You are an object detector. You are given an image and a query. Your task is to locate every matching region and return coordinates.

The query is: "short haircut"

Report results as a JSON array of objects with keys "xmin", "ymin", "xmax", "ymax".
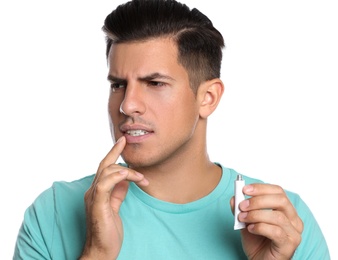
[{"xmin": 103, "ymin": 0, "xmax": 225, "ymax": 93}]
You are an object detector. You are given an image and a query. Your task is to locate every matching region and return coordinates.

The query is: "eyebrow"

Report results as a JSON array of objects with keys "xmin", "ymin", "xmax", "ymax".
[
  {"xmin": 107, "ymin": 72, "xmax": 175, "ymax": 83},
  {"xmin": 107, "ymin": 75, "xmax": 126, "ymax": 83},
  {"xmin": 139, "ymin": 72, "xmax": 175, "ymax": 82}
]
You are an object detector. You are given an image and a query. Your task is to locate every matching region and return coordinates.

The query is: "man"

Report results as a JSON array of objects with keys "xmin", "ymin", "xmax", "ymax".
[{"xmin": 14, "ymin": 0, "xmax": 330, "ymax": 259}]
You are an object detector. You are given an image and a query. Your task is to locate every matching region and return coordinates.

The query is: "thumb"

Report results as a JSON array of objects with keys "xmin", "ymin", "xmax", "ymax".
[
  {"xmin": 230, "ymin": 196, "xmax": 235, "ymax": 215},
  {"xmin": 111, "ymin": 180, "xmax": 130, "ymax": 212}
]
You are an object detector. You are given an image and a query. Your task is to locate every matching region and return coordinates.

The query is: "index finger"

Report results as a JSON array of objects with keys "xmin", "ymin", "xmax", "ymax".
[
  {"xmin": 243, "ymin": 183, "xmax": 285, "ymax": 196},
  {"xmin": 97, "ymin": 136, "xmax": 126, "ymax": 173}
]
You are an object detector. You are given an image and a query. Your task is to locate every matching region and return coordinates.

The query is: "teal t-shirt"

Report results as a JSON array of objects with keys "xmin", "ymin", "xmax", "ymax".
[{"xmin": 13, "ymin": 164, "xmax": 330, "ymax": 259}]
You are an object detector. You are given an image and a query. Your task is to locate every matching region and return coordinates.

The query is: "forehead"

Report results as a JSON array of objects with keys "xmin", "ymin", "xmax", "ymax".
[{"xmin": 107, "ymin": 37, "xmax": 184, "ymax": 77}]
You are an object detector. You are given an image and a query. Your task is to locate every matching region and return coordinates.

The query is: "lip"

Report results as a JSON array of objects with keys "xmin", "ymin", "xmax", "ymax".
[
  {"xmin": 120, "ymin": 124, "xmax": 154, "ymax": 143},
  {"xmin": 120, "ymin": 124, "xmax": 153, "ymax": 133}
]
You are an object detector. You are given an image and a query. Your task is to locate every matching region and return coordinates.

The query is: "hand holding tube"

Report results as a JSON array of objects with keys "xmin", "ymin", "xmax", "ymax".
[{"xmin": 230, "ymin": 182, "xmax": 303, "ymax": 259}]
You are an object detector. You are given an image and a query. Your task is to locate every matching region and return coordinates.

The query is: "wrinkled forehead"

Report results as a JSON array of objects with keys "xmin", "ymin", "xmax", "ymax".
[{"xmin": 107, "ymin": 38, "xmax": 186, "ymax": 80}]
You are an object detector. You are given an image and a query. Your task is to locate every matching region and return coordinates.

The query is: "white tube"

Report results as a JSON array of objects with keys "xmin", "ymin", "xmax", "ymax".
[{"xmin": 234, "ymin": 174, "xmax": 246, "ymax": 230}]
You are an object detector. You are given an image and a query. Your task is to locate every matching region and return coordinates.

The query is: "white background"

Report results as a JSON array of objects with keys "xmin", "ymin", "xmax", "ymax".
[{"xmin": 1, "ymin": 0, "xmax": 337, "ymax": 259}]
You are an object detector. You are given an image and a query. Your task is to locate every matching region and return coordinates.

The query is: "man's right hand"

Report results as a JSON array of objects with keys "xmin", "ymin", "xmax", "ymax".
[{"xmin": 80, "ymin": 136, "xmax": 149, "ymax": 259}]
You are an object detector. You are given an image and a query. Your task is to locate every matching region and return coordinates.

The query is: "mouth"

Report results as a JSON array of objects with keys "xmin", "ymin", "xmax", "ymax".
[
  {"xmin": 126, "ymin": 129, "xmax": 149, "ymax": 136},
  {"xmin": 120, "ymin": 123, "xmax": 154, "ymax": 142}
]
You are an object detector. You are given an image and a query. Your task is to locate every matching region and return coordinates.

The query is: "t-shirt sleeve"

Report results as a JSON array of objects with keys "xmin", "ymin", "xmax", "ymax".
[
  {"xmin": 287, "ymin": 191, "xmax": 331, "ymax": 259},
  {"xmin": 13, "ymin": 188, "xmax": 55, "ymax": 260}
]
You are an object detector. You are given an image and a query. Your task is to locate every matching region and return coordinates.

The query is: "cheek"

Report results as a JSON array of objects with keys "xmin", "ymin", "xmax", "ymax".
[
  {"xmin": 157, "ymin": 99, "xmax": 198, "ymax": 130},
  {"xmin": 108, "ymin": 94, "xmax": 123, "ymax": 117},
  {"xmin": 108, "ymin": 96, "xmax": 124, "ymax": 135}
]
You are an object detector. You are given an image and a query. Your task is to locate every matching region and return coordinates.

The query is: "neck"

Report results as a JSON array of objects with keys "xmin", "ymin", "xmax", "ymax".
[{"xmin": 134, "ymin": 154, "xmax": 222, "ymax": 204}]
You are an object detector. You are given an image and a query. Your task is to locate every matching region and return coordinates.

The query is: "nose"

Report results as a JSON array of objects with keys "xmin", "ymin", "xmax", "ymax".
[{"xmin": 119, "ymin": 83, "xmax": 146, "ymax": 116}]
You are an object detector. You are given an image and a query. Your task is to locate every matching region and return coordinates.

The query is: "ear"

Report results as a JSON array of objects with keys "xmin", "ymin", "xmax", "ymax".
[{"xmin": 198, "ymin": 78, "xmax": 224, "ymax": 119}]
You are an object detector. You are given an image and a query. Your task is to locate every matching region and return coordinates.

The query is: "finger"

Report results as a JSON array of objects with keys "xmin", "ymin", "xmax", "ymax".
[
  {"xmin": 229, "ymin": 196, "xmax": 235, "ymax": 214},
  {"xmin": 98, "ymin": 136, "xmax": 126, "ymax": 173},
  {"xmin": 240, "ymin": 191, "xmax": 303, "ymax": 233},
  {"xmin": 246, "ymin": 220, "xmax": 301, "ymax": 258},
  {"xmin": 241, "ymin": 184, "xmax": 296, "ymax": 219},
  {"xmin": 243, "ymin": 183, "xmax": 285, "ymax": 196},
  {"xmin": 239, "ymin": 209, "xmax": 302, "ymax": 244},
  {"xmin": 93, "ymin": 169, "xmax": 148, "ymax": 205},
  {"xmin": 92, "ymin": 136, "xmax": 126, "ymax": 186},
  {"xmin": 110, "ymin": 180, "xmax": 129, "ymax": 212},
  {"xmin": 100, "ymin": 168, "xmax": 149, "ymax": 189},
  {"xmin": 243, "ymin": 209, "xmax": 302, "ymax": 254},
  {"xmin": 239, "ymin": 208, "xmax": 291, "ymax": 228},
  {"xmin": 240, "ymin": 194, "xmax": 293, "ymax": 211}
]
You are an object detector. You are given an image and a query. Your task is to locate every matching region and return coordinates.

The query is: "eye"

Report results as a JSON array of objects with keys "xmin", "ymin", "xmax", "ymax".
[
  {"xmin": 110, "ymin": 82, "xmax": 126, "ymax": 92},
  {"xmin": 147, "ymin": 81, "xmax": 166, "ymax": 87}
]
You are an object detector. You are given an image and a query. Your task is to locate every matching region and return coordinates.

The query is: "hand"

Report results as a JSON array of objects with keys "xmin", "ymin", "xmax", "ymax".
[
  {"xmin": 80, "ymin": 136, "xmax": 149, "ymax": 259},
  {"xmin": 231, "ymin": 183, "xmax": 303, "ymax": 260}
]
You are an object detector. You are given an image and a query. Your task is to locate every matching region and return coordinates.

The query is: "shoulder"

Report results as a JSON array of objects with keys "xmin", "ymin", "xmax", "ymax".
[
  {"xmin": 51, "ymin": 174, "xmax": 95, "ymax": 197},
  {"xmin": 15, "ymin": 175, "xmax": 95, "ymax": 259},
  {"xmin": 29, "ymin": 174, "xmax": 95, "ymax": 217},
  {"xmin": 27, "ymin": 174, "xmax": 94, "ymax": 238},
  {"xmin": 217, "ymin": 163, "xmax": 265, "ymax": 185}
]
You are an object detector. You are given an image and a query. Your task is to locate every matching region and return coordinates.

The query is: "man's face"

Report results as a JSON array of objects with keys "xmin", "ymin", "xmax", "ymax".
[{"xmin": 107, "ymin": 38, "xmax": 201, "ymax": 169}]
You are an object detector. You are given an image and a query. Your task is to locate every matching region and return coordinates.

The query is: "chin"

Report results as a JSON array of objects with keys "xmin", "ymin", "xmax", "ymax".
[
  {"xmin": 122, "ymin": 154, "xmax": 158, "ymax": 169},
  {"xmin": 123, "ymin": 160, "xmax": 148, "ymax": 169}
]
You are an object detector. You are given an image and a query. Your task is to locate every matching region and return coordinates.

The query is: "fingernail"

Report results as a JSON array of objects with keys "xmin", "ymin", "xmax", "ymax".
[
  {"xmin": 239, "ymin": 212, "xmax": 248, "ymax": 220},
  {"xmin": 135, "ymin": 171, "xmax": 144, "ymax": 178},
  {"xmin": 115, "ymin": 136, "xmax": 124, "ymax": 144},
  {"xmin": 244, "ymin": 185, "xmax": 254, "ymax": 193},
  {"xmin": 240, "ymin": 199, "xmax": 250, "ymax": 210},
  {"xmin": 119, "ymin": 169, "xmax": 128, "ymax": 175},
  {"xmin": 247, "ymin": 224, "xmax": 255, "ymax": 231},
  {"xmin": 140, "ymin": 178, "xmax": 149, "ymax": 186}
]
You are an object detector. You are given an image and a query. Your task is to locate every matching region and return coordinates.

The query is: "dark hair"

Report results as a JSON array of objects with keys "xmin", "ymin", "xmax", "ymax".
[{"xmin": 103, "ymin": 0, "xmax": 225, "ymax": 92}]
